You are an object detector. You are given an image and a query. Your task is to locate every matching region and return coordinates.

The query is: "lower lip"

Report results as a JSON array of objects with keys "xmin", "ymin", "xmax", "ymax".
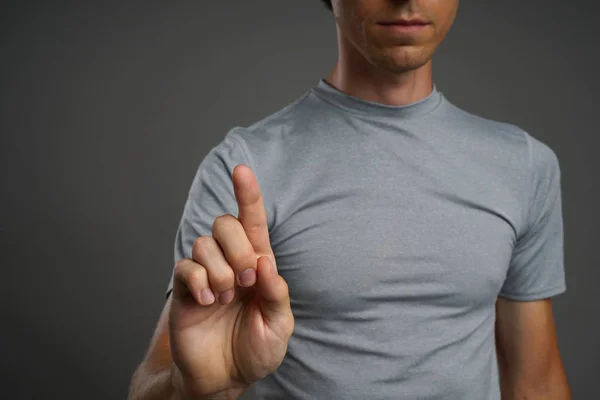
[{"xmin": 378, "ymin": 23, "xmax": 430, "ymax": 33}]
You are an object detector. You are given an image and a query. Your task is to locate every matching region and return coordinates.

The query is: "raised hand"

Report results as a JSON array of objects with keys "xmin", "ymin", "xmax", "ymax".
[{"xmin": 168, "ymin": 164, "xmax": 294, "ymax": 399}]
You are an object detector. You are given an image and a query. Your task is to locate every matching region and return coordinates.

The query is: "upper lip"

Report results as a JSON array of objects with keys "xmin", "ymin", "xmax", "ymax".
[{"xmin": 379, "ymin": 18, "xmax": 430, "ymax": 25}]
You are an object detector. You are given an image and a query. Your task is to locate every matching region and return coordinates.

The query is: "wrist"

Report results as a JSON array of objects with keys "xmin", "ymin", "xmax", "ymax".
[
  {"xmin": 169, "ymin": 364, "xmax": 189, "ymax": 400},
  {"xmin": 169, "ymin": 364, "xmax": 245, "ymax": 400}
]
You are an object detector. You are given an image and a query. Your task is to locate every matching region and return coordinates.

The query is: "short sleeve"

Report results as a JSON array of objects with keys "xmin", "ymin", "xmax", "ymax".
[
  {"xmin": 499, "ymin": 134, "xmax": 566, "ymax": 301},
  {"xmin": 165, "ymin": 131, "xmax": 251, "ymax": 298}
]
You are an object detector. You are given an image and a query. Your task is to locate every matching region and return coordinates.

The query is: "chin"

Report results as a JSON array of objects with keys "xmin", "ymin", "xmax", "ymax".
[{"xmin": 369, "ymin": 46, "xmax": 432, "ymax": 73}]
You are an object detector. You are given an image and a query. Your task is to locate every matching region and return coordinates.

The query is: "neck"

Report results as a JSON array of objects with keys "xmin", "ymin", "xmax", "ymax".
[{"xmin": 326, "ymin": 30, "xmax": 434, "ymax": 107}]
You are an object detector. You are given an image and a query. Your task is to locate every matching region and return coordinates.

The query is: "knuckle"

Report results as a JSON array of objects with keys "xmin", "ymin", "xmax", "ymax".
[
  {"xmin": 228, "ymin": 250, "xmax": 255, "ymax": 269},
  {"xmin": 211, "ymin": 268, "xmax": 235, "ymax": 288},
  {"xmin": 186, "ymin": 267, "xmax": 206, "ymax": 287},
  {"xmin": 280, "ymin": 278, "xmax": 289, "ymax": 293},
  {"xmin": 173, "ymin": 259, "xmax": 184, "ymax": 271},
  {"xmin": 212, "ymin": 214, "xmax": 238, "ymax": 232},
  {"xmin": 173, "ymin": 259, "xmax": 190, "ymax": 277},
  {"xmin": 192, "ymin": 236, "xmax": 215, "ymax": 259},
  {"xmin": 193, "ymin": 235, "xmax": 210, "ymax": 250}
]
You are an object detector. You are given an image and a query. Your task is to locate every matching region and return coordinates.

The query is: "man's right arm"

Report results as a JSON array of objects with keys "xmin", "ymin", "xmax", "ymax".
[
  {"xmin": 130, "ymin": 164, "xmax": 293, "ymax": 400},
  {"xmin": 127, "ymin": 294, "xmax": 247, "ymax": 400}
]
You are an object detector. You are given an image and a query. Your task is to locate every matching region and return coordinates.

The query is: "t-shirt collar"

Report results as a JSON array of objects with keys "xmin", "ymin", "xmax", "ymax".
[{"xmin": 311, "ymin": 78, "xmax": 442, "ymax": 119}]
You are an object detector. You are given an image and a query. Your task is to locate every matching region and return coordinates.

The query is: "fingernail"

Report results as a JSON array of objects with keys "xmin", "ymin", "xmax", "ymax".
[
  {"xmin": 218, "ymin": 289, "xmax": 235, "ymax": 305},
  {"xmin": 200, "ymin": 288, "xmax": 215, "ymax": 305},
  {"xmin": 239, "ymin": 268, "xmax": 256, "ymax": 287}
]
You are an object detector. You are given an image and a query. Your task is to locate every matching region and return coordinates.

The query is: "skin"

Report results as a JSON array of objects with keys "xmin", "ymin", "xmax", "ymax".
[
  {"xmin": 327, "ymin": 0, "xmax": 458, "ymax": 105},
  {"xmin": 496, "ymin": 297, "xmax": 571, "ymax": 399},
  {"xmin": 128, "ymin": 1, "xmax": 571, "ymax": 399},
  {"xmin": 129, "ymin": 165, "xmax": 294, "ymax": 400}
]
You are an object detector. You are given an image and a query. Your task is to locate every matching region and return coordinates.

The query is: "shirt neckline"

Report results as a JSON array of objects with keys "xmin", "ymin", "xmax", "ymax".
[{"xmin": 310, "ymin": 78, "xmax": 443, "ymax": 119}]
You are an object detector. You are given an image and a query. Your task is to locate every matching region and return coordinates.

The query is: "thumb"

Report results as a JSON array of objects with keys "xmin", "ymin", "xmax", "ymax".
[{"xmin": 255, "ymin": 256, "xmax": 291, "ymax": 320}]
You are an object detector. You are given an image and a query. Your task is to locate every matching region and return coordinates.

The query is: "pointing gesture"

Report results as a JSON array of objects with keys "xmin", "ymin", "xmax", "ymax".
[
  {"xmin": 233, "ymin": 165, "xmax": 275, "ymax": 264},
  {"xmin": 169, "ymin": 164, "xmax": 294, "ymax": 399}
]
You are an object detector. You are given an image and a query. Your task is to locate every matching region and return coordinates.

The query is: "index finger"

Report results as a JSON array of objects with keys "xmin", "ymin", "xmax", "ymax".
[{"xmin": 232, "ymin": 164, "xmax": 273, "ymax": 257}]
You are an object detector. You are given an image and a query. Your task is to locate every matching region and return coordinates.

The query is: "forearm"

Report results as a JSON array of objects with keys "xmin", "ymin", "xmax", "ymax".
[
  {"xmin": 128, "ymin": 362, "xmax": 177, "ymax": 400},
  {"xmin": 500, "ymin": 383, "xmax": 571, "ymax": 400},
  {"xmin": 498, "ymin": 360, "xmax": 572, "ymax": 399},
  {"xmin": 128, "ymin": 362, "xmax": 245, "ymax": 400}
]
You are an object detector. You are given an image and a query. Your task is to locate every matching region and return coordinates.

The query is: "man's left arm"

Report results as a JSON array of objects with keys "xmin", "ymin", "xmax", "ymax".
[{"xmin": 495, "ymin": 297, "xmax": 571, "ymax": 399}]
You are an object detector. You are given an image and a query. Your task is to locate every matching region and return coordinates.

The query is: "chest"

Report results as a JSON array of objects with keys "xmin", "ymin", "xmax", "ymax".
[{"xmin": 268, "ymin": 148, "xmax": 518, "ymax": 317}]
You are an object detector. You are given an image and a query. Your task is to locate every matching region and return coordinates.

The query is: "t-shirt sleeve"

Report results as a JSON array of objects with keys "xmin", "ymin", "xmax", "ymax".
[
  {"xmin": 165, "ymin": 131, "xmax": 250, "ymax": 298},
  {"xmin": 499, "ymin": 133, "xmax": 567, "ymax": 301}
]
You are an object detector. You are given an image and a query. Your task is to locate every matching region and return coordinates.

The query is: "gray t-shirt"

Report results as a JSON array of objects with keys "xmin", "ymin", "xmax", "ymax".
[{"xmin": 167, "ymin": 80, "xmax": 566, "ymax": 399}]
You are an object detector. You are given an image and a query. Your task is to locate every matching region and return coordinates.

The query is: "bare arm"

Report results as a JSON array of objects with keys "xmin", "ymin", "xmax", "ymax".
[
  {"xmin": 495, "ymin": 297, "xmax": 571, "ymax": 399},
  {"xmin": 127, "ymin": 294, "xmax": 246, "ymax": 400}
]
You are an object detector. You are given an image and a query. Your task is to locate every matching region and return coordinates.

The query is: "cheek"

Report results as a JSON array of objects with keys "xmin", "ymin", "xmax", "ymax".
[
  {"xmin": 340, "ymin": 1, "xmax": 380, "ymax": 29},
  {"xmin": 433, "ymin": 2, "xmax": 458, "ymax": 35},
  {"xmin": 338, "ymin": 13, "xmax": 374, "ymax": 48}
]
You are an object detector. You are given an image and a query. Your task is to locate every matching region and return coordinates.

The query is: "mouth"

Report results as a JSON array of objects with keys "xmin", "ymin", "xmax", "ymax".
[
  {"xmin": 378, "ymin": 18, "xmax": 431, "ymax": 27},
  {"xmin": 377, "ymin": 18, "xmax": 431, "ymax": 34}
]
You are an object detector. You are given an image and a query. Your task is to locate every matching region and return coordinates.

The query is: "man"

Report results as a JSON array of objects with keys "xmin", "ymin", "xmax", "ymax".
[{"xmin": 129, "ymin": 1, "xmax": 571, "ymax": 399}]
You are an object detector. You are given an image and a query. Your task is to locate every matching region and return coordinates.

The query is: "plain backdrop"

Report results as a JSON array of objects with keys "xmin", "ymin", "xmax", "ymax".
[{"xmin": 2, "ymin": 1, "xmax": 599, "ymax": 398}]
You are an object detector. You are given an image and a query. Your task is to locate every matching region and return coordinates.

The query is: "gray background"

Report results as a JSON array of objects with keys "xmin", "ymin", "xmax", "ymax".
[{"xmin": 2, "ymin": 1, "xmax": 598, "ymax": 398}]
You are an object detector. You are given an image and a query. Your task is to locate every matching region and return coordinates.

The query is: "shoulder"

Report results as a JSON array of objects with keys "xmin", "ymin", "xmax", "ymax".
[
  {"xmin": 222, "ymin": 87, "xmax": 326, "ymax": 169},
  {"xmin": 436, "ymin": 97, "xmax": 530, "ymax": 144},
  {"xmin": 215, "ymin": 88, "xmax": 318, "ymax": 216},
  {"xmin": 437, "ymin": 95, "xmax": 559, "ymax": 171},
  {"xmin": 227, "ymin": 89, "xmax": 314, "ymax": 143}
]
